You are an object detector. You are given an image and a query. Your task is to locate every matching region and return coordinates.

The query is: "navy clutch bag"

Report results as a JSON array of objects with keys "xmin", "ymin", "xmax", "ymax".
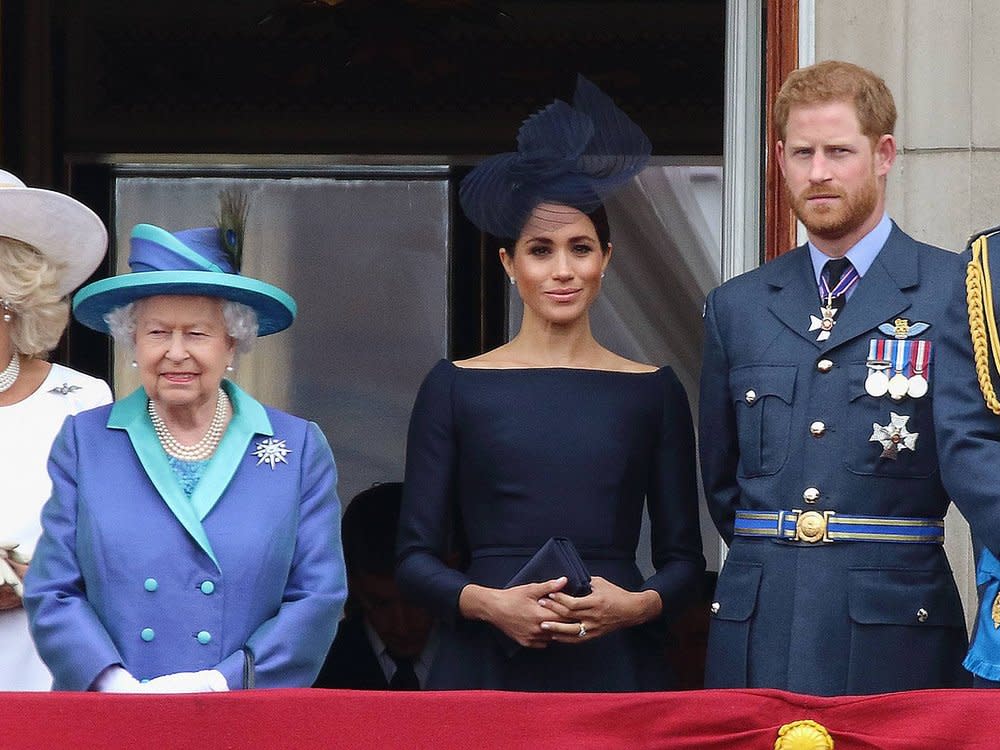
[{"xmin": 505, "ymin": 537, "xmax": 592, "ymax": 596}]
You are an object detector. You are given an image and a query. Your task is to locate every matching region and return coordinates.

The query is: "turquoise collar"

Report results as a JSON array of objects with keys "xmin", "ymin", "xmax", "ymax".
[{"xmin": 108, "ymin": 380, "xmax": 273, "ymax": 569}]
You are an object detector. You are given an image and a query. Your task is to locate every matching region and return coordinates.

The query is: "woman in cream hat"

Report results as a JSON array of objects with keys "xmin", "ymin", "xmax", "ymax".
[
  {"xmin": 0, "ymin": 169, "xmax": 112, "ymax": 690},
  {"xmin": 24, "ymin": 204, "xmax": 346, "ymax": 692}
]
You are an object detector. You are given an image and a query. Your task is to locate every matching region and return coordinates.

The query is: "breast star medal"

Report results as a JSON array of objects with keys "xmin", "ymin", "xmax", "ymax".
[
  {"xmin": 870, "ymin": 412, "xmax": 918, "ymax": 460},
  {"xmin": 252, "ymin": 438, "xmax": 292, "ymax": 469},
  {"xmin": 992, "ymin": 592, "xmax": 1000, "ymax": 630}
]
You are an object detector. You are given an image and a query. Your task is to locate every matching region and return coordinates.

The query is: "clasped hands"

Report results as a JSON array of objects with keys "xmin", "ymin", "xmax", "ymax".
[{"xmin": 480, "ymin": 576, "xmax": 660, "ymax": 649}]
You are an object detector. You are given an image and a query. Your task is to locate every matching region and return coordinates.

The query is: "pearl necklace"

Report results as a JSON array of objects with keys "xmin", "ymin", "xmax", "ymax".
[
  {"xmin": 0, "ymin": 352, "xmax": 20, "ymax": 393},
  {"xmin": 148, "ymin": 387, "xmax": 230, "ymax": 461}
]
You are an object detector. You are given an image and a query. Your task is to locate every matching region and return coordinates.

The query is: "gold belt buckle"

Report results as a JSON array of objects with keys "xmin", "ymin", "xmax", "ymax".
[{"xmin": 793, "ymin": 509, "xmax": 834, "ymax": 543}]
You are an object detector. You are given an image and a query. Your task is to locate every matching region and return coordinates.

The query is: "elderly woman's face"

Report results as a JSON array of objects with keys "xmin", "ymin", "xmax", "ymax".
[{"xmin": 134, "ymin": 295, "xmax": 234, "ymax": 411}]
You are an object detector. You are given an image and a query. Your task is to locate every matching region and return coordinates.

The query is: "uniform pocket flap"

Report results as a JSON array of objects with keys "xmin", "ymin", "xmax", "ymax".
[
  {"xmin": 712, "ymin": 561, "xmax": 763, "ymax": 622},
  {"xmin": 848, "ymin": 568, "xmax": 965, "ymax": 627},
  {"xmin": 729, "ymin": 365, "xmax": 797, "ymax": 406}
]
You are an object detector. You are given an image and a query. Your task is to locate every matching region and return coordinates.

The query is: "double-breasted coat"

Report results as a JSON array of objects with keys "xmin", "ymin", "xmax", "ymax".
[
  {"xmin": 699, "ymin": 224, "xmax": 973, "ymax": 695},
  {"xmin": 23, "ymin": 381, "xmax": 347, "ymax": 690}
]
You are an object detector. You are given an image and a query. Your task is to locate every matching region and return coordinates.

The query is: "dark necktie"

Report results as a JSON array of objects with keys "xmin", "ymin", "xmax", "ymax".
[
  {"xmin": 821, "ymin": 257, "xmax": 854, "ymax": 311},
  {"xmin": 389, "ymin": 656, "xmax": 419, "ymax": 690}
]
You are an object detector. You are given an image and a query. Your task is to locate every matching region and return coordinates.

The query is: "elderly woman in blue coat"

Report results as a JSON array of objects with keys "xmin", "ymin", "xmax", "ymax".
[{"xmin": 23, "ymin": 210, "xmax": 347, "ymax": 692}]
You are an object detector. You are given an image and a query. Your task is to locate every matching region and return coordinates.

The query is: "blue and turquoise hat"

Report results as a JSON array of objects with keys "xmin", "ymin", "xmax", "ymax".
[{"xmin": 73, "ymin": 222, "xmax": 296, "ymax": 336}]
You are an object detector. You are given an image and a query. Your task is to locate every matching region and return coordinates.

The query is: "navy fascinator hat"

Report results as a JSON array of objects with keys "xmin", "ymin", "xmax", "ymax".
[{"xmin": 459, "ymin": 75, "xmax": 652, "ymax": 240}]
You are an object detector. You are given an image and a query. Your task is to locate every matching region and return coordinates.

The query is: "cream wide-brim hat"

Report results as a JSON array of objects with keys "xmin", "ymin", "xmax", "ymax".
[{"xmin": 0, "ymin": 170, "xmax": 108, "ymax": 296}]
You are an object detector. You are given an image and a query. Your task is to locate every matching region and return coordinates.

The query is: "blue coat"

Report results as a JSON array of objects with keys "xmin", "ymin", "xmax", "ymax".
[
  {"xmin": 935, "ymin": 233, "xmax": 1000, "ymax": 681},
  {"xmin": 23, "ymin": 381, "xmax": 347, "ymax": 690},
  {"xmin": 699, "ymin": 224, "xmax": 970, "ymax": 695}
]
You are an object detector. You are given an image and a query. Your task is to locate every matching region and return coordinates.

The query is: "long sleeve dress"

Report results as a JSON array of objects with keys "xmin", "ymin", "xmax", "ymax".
[
  {"xmin": 397, "ymin": 360, "xmax": 705, "ymax": 691},
  {"xmin": 0, "ymin": 363, "xmax": 111, "ymax": 690}
]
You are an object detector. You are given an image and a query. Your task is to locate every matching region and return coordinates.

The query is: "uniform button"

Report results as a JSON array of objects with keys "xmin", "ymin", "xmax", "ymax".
[
  {"xmin": 144, "ymin": 578, "xmax": 158, "ymax": 592},
  {"xmin": 141, "ymin": 628, "xmax": 155, "ymax": 642},
  {"xmin": 817, "ymin": 359, "xmax": 834, "ymax": 373},
  {"xmin": 810, "ymin": 421, "xmax": 826, "ymax": 437},
  {"xmin": 744, "ymin": 390, "xmax": 757, "ymax": 405},
  {"xmin": 197, "ymin": 630, "xmax": 212, "ymax": 645},
  {"xmin": 710, "ymin": 602, "xmax": 720, "ymax": 615},
  {"xmin": 917, "ymin": 608, "xmax": 929, "ymax": 623},
  {"xmin": 200, "ymin": 581, "xmax": 215, "ymax": 595},
  {"xmin": 802, "ymin": 487, "xmax": 820, "ymax": 503}
]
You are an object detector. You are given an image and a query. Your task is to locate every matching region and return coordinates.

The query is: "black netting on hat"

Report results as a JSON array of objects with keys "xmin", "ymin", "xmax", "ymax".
[{"xmin": 459, "ymin": 75, "xmax": 652, "ymax": 240}]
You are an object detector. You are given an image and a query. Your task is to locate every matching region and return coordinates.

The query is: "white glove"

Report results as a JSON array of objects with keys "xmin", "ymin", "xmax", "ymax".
[
  {"xmin": 140, "ymin": 669, "xmax": 229, "ymax": 693},
  {"xmin": 93, "ymin": 665, "xmax": 144, "ymax": 693}
]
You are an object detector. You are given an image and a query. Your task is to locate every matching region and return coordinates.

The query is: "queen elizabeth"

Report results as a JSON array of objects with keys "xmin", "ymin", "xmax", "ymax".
[{"xmin": 23, "ymin": 207, "xmax": 347, "ymax": 692}]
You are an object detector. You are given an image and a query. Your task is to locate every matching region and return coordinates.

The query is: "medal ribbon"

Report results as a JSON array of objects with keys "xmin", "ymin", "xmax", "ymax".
[
  {"xmin": 909, "ymin": 340, "xmax": 931, "ymax": 378},
  {"xmin": 818, "ymin": 264, "xmax": 860, "ymax": 303},
  {"xmin": 892, "ymin": 339, "xmax": 911, "ymax": 377},
  {"xmin": 868, "ymin": 338, "xmax": 890, "ymax": 363}
]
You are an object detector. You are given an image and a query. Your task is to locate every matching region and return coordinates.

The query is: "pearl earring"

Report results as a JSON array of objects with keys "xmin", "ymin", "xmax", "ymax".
[
  {"xmin": 601, "ymin": 272, "xmax": 606, "ymax": 279},
  {"xmin": 130, "ymin": 361, "xmax": 138, "ymax": 368},
  {"xmin": 1, "ymin": 300, "xmax": 11, "ymax": 323},
  {"xmin": 226, "ymin": 364, "xmax": 234, "ymax": 372},
  {"xmin": 509, "ymin": 277, "xmax": 516, "ymax": 286}
]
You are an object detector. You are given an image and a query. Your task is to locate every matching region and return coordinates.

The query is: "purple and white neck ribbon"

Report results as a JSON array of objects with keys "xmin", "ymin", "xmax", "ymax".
[{"xmin": 818, "ymin": 264, "xmax": 860, "ymax": 304}]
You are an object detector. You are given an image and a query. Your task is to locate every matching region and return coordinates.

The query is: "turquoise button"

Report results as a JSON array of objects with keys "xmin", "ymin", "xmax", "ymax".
[
  {"xmin": 199, "ymin": 581, "xmax": 215, "ymax": 595},
  {"xmin": 140, "ymin": 628, "xmax": 155, "ymax": 642},
  {"xmin": 197, "ymin": 630, "xmax": 212, "ymax": 645},
  {"xmin": 144, "ymin": 578, "xmax": 158, "ymax": 592},
  {"xmin": 140, "ymin": 679, "xmax": 150, "ymax": 684}
]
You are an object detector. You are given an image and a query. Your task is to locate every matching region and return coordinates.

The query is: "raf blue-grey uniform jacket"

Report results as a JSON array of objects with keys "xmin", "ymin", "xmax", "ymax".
[
  {"xmin": 936, "ymin": 231, "xmax": 1000, "ymax": 682},
  {"xmin": 23, "ymin": 381, "xmax": 347, "ymax": 690},
  {"xmin": 699, "ymin": 224, "xmax": 974, "ymax": 696}
]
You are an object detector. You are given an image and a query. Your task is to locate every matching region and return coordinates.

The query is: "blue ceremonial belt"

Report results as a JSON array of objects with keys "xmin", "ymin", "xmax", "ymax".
[{"xmin": 733, "ymin": 509, "xmax": 944, "ymax": 544}]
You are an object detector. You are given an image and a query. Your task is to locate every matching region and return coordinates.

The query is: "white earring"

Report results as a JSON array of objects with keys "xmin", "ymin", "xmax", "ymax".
[
  {"xmin": 509, "ymin": 277, "xmax": 516, "ymax": 286},
  {"xmin": 226, "ymin": 364, "xmax": 234, "ymax": 372},
  {"xmin": 601, "ymin": 272, "xmax": 606, "ymax": 279},
  {"xmin": 1, "ymin": 300, "xmax": 11, "ymax": 323},
  {"xmin": 130, "ymin": 361, "xmax": 138, "ymax": 368}
]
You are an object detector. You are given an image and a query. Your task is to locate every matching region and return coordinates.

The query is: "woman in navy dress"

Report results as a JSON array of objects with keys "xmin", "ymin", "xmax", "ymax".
[{"xmin": 396, "ymin": 77, "xmax": 705, "ymax": 691}]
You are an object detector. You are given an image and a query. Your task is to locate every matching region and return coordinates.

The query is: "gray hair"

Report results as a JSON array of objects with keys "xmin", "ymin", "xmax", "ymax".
[{"xmin": 104, "ymin": 297, "xmax": 259, "ymax": 356}]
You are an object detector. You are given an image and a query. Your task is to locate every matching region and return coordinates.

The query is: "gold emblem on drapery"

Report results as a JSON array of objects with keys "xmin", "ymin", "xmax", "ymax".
[{"xmin": 775, "ymin": 719, "xmax": 834, "ymax": 750}]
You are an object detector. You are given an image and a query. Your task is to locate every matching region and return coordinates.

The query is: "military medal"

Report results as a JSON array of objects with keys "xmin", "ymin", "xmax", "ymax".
[
  {"xmin": 870, "ymin": 412, "xmax": 918, "ymax": 460},
  {"xmin": 887, "ymin": 338, "xmax": 911, "ymax": 401},
  {"xmin": 865, "ymin": 366, "xmax": 890, "ymax": 397},
  {"xmin": 992, "ymin": 592, "xmax": 1000, "ymax": 630},
  {"xmin": 907, "ymin": 339, "xmax": 931, "ymax": 399},
  {"xmin": 809, "ymin": 301, "xmax": 839, "ymax": 342},
  {"xmin": 810, "ymin": 263, "xmax": 860, "ymax": 341},
  {"xmin": 865, "ymin": 339, "xmax": 891, "ymax": 397}
]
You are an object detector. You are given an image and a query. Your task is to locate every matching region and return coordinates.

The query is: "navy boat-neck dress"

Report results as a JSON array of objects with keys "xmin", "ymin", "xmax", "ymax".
[{"xmin": 397, "ymin": 360, "xmax": 704, "ymax": 691}]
